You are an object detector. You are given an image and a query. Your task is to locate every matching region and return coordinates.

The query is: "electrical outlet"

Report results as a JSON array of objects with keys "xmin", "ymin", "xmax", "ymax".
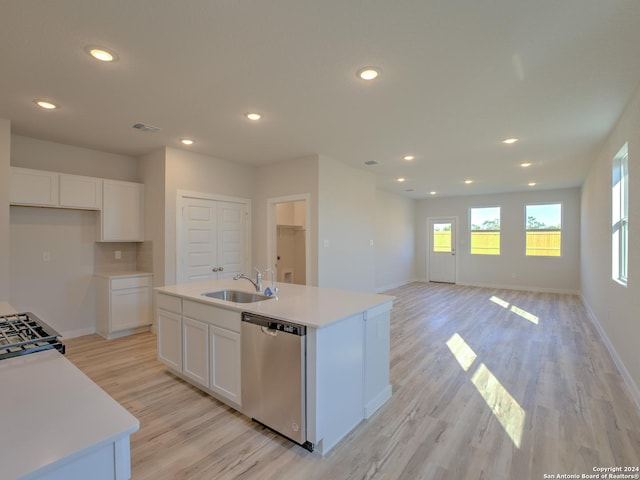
[{"xmin": 115, "ymin": 250, "xmax": 122, "ymax": 260}]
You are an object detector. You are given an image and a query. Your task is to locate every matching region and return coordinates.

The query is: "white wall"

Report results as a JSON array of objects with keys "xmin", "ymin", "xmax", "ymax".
[
  {"xmin": 0, "ymin": 119, "xmax": 10, "ymax": 300},
  {"xmin": 318, "ymin": 156, "xmax": 376, "ymax": 292},
  {"xmin": 415, "ymin": 188, "xmax": 581, "ymax": 293},
  {"xmin": 11, "ymin": 135, "xmax": 138, "ymax": 181},
  {"xmin": 581, "ymin": 83, "xmax": 640, "ymax": 404},
  {"xmin": 254, "ymin": 155, "xmax": 320, "ymax": 285},
  {"xmin": 163, "ymin": 147, "xmax": 255, "ymax": 285},
  {"xmin": 375, "ymin": 189, "xmax": 416, "ymax": 292}
]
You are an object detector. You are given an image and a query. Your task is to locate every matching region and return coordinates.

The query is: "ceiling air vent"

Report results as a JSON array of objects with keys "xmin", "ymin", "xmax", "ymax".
[
  {"xmin": 132, "ymin": 122, "xmax": 161, "ymax": 133},
  {"xmin": 364, "ymin": 160, "xmax": 380, "ymax": 166}
]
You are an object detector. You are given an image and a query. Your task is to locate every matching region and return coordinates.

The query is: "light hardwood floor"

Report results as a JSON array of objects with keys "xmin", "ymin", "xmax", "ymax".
[{"xmin": 64, "ymin": 282, "xmax": 640, "ymax": 480}]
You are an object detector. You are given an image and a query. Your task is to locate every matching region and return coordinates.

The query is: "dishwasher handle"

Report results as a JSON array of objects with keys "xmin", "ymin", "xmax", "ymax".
[{"xmin": 242, "ymin": 313, "xmax": 306, "ymax": 336}]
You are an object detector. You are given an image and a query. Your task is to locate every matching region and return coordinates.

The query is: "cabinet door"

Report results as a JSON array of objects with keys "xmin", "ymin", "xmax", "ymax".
[
  {"xmin": 183, "ymin": 317, "xmax": 209, "ymax": 387},
  {"xmin": 10, "ymin": 167, "xmax": 59, "ymax": 206},
  {"xmin": 158, "ymin": 310, "xmax": 182, "ymax": 371},
  {"xmin": 59, "ymin": 174, "xmax": 102, "ymax": 209},
  {"xmin": 209, "ymin": 326, "xmax": 241, "ymax": 405},
  {"xmin": 111, "ymin": 287, "xmax": 151, "ymax": 331},
  {"xmin": 100, "ymin": 180, "xmax": 144, "ymax": 242}
]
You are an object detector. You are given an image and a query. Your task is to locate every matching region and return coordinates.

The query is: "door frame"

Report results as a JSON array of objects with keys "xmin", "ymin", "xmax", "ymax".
[
  {"xmin": 266, "ymin": 194, "xmax": 311, "ymax": 285},
  {"xmin": 176, "ymin": 190, "xmax": 252, "ymax": 285},
  {"xmin": 427, "ymin": 216, "xmax": 458, "ymax": 284}
]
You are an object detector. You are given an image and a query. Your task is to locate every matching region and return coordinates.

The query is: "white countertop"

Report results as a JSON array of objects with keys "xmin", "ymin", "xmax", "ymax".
[
  {"xmin": 0, "ymin": 303, "xmax": 139, "ymax": 480},
  {"xmin": 155, "ymin": 279, "xmax": 394, "ymax": 328}
]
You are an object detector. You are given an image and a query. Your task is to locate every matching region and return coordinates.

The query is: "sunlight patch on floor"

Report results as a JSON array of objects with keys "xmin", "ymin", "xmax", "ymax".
[
  {"xmin": 489, "ymin": 295, "xmax": 539, "ymax": 325},
  {"xmin": 470, "ymin": 363, "xmax": 525, "ymax": 448},
  {"xmin": 446, "ymin": 333, "xmax": 477, "ymax": 371}
]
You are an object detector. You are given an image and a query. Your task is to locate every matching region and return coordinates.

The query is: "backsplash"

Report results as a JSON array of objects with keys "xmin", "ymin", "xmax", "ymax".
[
  {"xmin": 94, "ymin": 242, "xmax": 137, "ymax": 273},
  {"xmin": 136, "ymin": 241, "xmax": 153, "ymax": 273}
]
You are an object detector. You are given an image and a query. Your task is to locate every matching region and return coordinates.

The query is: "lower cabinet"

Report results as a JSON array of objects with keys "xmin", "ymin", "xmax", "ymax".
[
  {"xmin": 157, "ymin": 309, "xmax": 182, "ymax": 371},
  {"xmin": 96, "ymin": 273, "xmax": 152, "ymax": 339},
  {"xmin": 156, "ymin": 294, "xmax": 241, "ymax": 407},
  {"xmin": 183, "ymin": 317, "xmax": 209, "ymax": 387},
  {"xmin": 209, "ymin": 325, "xmax": 241, "ymax": 404}
]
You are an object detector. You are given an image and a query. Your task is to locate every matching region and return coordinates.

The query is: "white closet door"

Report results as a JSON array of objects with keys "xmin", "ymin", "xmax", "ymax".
[
  {"xmin": 182, "ymin": 198, "xmax": 219, "ymax": 283},
  {"xmin": 217, "ymin": 202, "xmax": 245, "ymax": 279}
]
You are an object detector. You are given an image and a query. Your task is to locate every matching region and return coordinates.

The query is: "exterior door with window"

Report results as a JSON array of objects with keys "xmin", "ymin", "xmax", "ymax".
[{"xmin": 429, "ymin": 218, "xmax": 456, "ymax": 283}]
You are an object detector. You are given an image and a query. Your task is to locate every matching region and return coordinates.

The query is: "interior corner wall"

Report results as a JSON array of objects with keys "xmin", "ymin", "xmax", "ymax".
[
  {"xmin": 139, "ymin": 148, "xmax": 167, "ymax": 288},
  {"xmin": 375, "ymin": 189, "xmax": 416, "ymax": 292},
  {"xmin": 318, "ymin": 156, "xmax": 376, "ymax": 292},
  {"xmin": 163, "ymin": 147, "xmax": 255, "ymax": 286},
  {"xmin": 0, "ymin": 119, "xmax": 10, "ymax": 300},
  {"xmin": 254, "ymin": 155, "xmax": 320, "ymax": 286},
  {"xmin": 415, "ymin": 188, "xmax": 581, "ymax": 293},
  {"xmin": 580, "ymin": 83, "xmax": 640, "ymax": 404}
]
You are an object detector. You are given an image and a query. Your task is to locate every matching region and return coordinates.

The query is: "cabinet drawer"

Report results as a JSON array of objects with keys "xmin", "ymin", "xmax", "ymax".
[
  {"xmin": 111, "ymin": 276, "xmax": 152, "ymax": 290},
  {"xmin": 183, "ymin": 300, "xmax": 241, "ymax": 333},
  {"xmin": 157, "ymin": 293, "xmax": 182, "ymax": 314}
]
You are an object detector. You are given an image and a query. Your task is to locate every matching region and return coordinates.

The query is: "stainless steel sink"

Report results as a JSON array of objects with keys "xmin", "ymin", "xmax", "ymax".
[{"xmin": 202, "ymin": 289, "xmax": 273, "ymax": 303}]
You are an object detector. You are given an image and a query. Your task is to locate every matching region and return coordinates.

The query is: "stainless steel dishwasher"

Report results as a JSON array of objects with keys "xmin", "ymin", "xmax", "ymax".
[{"xmin": 241, "ymin": 312, "xmax": 313, "ymax": 451}]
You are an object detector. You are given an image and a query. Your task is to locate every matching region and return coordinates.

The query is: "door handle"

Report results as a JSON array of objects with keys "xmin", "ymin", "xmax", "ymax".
[
  {"xmin": 212, "ymin": 267, "xmax": 219, "ymax": 272},
  {"xmin": 219, "ymin": 266, "xmax": 224, "ymax": 272}
]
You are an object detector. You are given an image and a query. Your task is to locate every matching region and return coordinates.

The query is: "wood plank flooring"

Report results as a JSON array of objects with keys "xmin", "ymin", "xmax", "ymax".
[{"xmin": 64, "ymin": 282, "xmax": 640, "ymax": 480}]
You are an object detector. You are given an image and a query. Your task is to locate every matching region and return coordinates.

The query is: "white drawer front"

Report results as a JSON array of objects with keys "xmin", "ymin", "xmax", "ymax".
[
  {"xmin": 183, "ymin": 300, "xmax": 241, "ymax": 333},
  {"xmin": 111, "ymin": 276, "xmax": 152, "ymax": 290},
  {"xmin": 157, "ymin": 293, "xmax": 182, "ymax": 314}
]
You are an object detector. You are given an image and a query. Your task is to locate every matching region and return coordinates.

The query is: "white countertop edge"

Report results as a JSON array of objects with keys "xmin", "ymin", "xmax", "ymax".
[{"xmin": 155, "ymin": 280, "xmax": 395, "ymax": 329}]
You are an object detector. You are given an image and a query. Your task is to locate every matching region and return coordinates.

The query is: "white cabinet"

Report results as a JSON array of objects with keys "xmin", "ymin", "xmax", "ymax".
[
  {"xmin": 98, "ymin": 180, "xmax": 144, "ymax": 242},
  {"xmin": 183, "ymin": 317, "xmax": 209, "ymax": 387},
  {"xmin": 209, "ymin": 325, "xmax": 241, "ymax": 404},
  {"xmin": 96, "ymin": 274, "xmax": 152, "ymax": 339},
  {"xmin": 10, "ymin": 167, "xmax": 103, "ymax": 210},
  {"xmin": 10, "ymin": 167, "xmax": 59, "ymax": 207},
  {"xmin": 157, "ymin": 298, "xmax": 242, "ymax": 407},
  {"xmin": 59, "ymin": 173, "xmax": 102, "ymax": 209},
  {"xmin": 157, "ymin": 294, "xmax": 183, "ymax": 371}
]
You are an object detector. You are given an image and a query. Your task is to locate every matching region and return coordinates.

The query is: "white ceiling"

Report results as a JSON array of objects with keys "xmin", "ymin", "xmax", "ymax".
[{"xmin": 1, "ymin": 1, "xmax": 640, "ymax": 198}]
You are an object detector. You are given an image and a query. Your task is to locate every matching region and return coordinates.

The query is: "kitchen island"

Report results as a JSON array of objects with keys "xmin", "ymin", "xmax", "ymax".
[
  {"xmin": 155, "ymin": 279, "xmax": 394, "ymax": 455},
  {"xmin": 0, "ymin": 302, "xmax": 139, "ymax": 480}
]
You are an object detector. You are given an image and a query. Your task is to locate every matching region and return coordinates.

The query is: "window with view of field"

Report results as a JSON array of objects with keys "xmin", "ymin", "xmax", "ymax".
[
  {"xmin": 525, "ymin": 203, "xmax": 561, "ymax": 256},
  {"xmin": 612, "ymin": 143, "xmax": 628, "ymax": 285},
  {"xmin": 470, "ymin": 207, "xmax": 500, "ymax": 255}
]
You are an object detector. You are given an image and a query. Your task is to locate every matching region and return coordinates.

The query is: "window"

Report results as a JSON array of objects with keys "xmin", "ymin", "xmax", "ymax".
[
  {"xmin": 525, "ymin": 203, "xmax": 561, "ymax": 256},
  {"xmin": 470, "ymin": 207, "xmax": 500, "ymax": 255},
  {"xmin": 612, "ymin": 143, "xmax": 629, "ymax": 285},
  {"xmin": 432, "ymin": 222, "xmax": 452, "ymax": 252}
]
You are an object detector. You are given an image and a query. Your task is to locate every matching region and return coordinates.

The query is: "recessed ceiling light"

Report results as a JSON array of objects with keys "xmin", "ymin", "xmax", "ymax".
[
  {"xmin": 528, "ymin": 182, "xmax": 537, "ymax": 186},
  {"xmin": 403, "ymin": 155, "xmax": 415, "ymax": 161},
  {"xmin": 430, "ymin": 191, "xmax": 437, "ymax": 195},
  {"xmin": 357, "ymin": 66, "xmax": 381, "ymax": 81},
  {"xmin": 396, "ymin": 177, "xmax": 406, "ymax": 183},
  {"xmin": 181, "ymin": 139, "xmax": 194, "ymax": 145},
  {"xmin": 246, "ymin": 112, "xmax": 262, "ymax": 121},
  {"xmin": 464, "ymin": 179, "xmax": 473, "ymax": 184},
  {"xmin": 85, "ymin": 46, "xmax": 118, "ymax": 62},
  {"xmin": 520, "ymin": 162, "xmax": 532, "ymax": 167},
  {"xmin": 502, "ymin": 138, "xmax": 519, "ymax": 144},
  {"xmin": 34, "ymin": 99, "xmax": 58, "ymax": 110}
]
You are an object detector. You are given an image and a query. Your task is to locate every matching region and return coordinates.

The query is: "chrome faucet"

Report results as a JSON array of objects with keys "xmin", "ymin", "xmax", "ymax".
[{"xmin": 233, "ymin": 267, "xmax": 262, "ymax": 292}]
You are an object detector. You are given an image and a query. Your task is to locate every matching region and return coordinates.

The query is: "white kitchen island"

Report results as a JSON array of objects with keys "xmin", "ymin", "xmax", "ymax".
[
  {"xmin": 155, "ymin": 279, "xmax": 394, "ymax": 455},
  {"xmin": 0, "ymin": 302, "xmax": 139, "ymax": 480}
]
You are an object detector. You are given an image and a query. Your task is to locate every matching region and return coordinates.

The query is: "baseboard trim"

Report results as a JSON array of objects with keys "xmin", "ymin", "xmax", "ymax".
[
  {"xmin": 581, "ymin": 295, "xmax": 640, "ymax": 412},
  {"xmin": 364, "ymin": 384, "xmax": 393, "ymax": 419}
]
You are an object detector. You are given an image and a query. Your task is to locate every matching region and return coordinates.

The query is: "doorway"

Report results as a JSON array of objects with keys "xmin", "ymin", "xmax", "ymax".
[
  {"xmin": 267, "ymin": 195, "xmax": 310, "ymax": 285},
  {"xmin": 428, "ymin": 217, "xmax": 457, "ymax": 283}
]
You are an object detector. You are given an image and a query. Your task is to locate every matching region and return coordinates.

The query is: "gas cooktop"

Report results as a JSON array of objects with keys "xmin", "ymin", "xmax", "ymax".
[{"xmin": 0, "ymin": 312, "xmax": 65, "ymax": 360}]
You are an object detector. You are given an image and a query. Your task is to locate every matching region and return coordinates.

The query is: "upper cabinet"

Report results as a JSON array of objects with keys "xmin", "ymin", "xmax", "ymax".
[
  {"xmin": 59, "ymin": 173, "xmax": 102, "ymax": 209},
  {"xmin": 10, "ymin": 167, "xmax": 102, "ymax": 210},
  {"xmin": 97, "ymin": 180, "xmax": 144, "ymax": 242},
  {"xmin": 10, "ymin": 167, "xmax": 60, "ymax": 207}
]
